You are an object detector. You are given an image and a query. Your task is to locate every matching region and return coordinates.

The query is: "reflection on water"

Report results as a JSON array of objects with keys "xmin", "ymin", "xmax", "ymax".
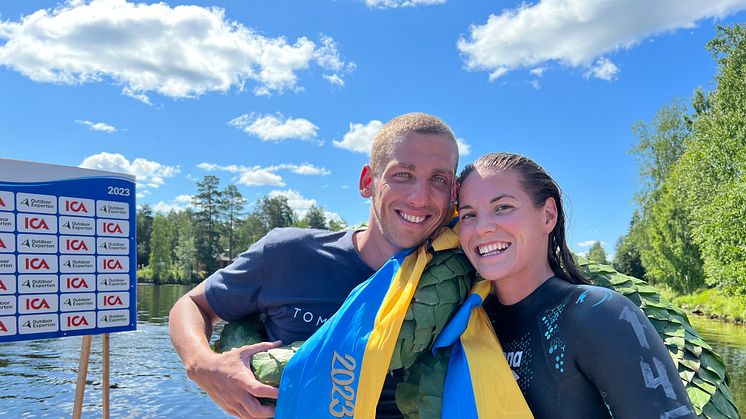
[
  {"xmin": 0, "ymin": 284, "xmax": 744, "ymax": 418},
  {"xmin": 689, "ymin": 315, "xmax": 746, "ymax": 416},
  {"xmin": 0, "ymin": 284, "xmax": 231, "ymax": 418}
]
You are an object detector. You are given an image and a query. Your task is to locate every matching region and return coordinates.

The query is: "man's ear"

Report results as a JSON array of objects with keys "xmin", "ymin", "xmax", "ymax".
[
  {"xmin": 543, "ymin": 197, "xmax": 558, "ymax": 233},
  {"xmin": 359, "ymin": 165, "xmax": 374, "ymax": 198}
]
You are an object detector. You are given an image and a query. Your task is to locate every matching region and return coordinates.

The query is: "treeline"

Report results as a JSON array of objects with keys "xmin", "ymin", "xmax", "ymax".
[
  {"xmin": 136, "ymin": 175, "xmax": 346, "ymax": 284},
  {"xmin": 613, "ymin": 24, "xmax": 746, "ymax": 296}
]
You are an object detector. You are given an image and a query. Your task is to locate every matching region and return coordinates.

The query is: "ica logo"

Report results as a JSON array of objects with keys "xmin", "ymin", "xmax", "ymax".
[
  {"xmin": 0, "ymin": 197, "xmax": 5, "ymax": 207},
  {"xmin": 65, "ymin": 201, "xmax": 89, "ymax": 214},
  {"xmin": 67, "ymin": 315, "xmax": 89, "ymax": 327},
  {"xmin": 67, "ymin": 277, "xmax": 89, "ymax": 289},
  {"xmin": 0, "ymin": 238, "xmax": 6, "ymax": 249},
  {"xmin": 103, "ymin": 259, "xmax": 123, "ymax": 270},
  {"xmin": 0, "ymin": 319, "xmax": 7, "ymax": 332},
  {"xmin": 103, "ymin": 222, "xmax": 123, "ymax": 234},
  {"xmin": 26, "ymin": 297, "xmax": 51, "ymax": 310},
  {"xmin": 0, "ymin": 279, "xmax": 6, "ymax": 291},
  {"xmin": 65, "ymin": 239, "xmax": 89, "ymax": 251},
  {"xmin": 25, "ymin": 217, "xmax": 50, "ymax": 231},
  {"xmin": 26, "ymin": 258, "xmax": 50, "ymax": 270},
  {"xmin": 103, "ymin": 295, "xmax": 124, "ymax": 306}
]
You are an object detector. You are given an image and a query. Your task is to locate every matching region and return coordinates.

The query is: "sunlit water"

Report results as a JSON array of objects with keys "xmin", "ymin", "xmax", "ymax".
[{"xmin": 1, "ymin": 284, "xmax": 743, "ymax": 418}]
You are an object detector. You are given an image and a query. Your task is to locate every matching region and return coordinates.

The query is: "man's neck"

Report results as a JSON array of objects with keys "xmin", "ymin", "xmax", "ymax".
[{"xmin": 352, "ymin": 227, "xmax": 398, "ymax": 271}]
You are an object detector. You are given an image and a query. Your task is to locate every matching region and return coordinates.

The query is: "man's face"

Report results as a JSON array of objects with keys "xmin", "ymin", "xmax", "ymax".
[{"xmin": 361, "ymin": 132, "xmax": 457, "ymax": 253}]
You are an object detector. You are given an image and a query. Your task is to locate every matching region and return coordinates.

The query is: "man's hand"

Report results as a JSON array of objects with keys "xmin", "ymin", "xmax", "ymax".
[{"xmin": 186, "ymin": 341, "xmax": 283, "ymax": 419}]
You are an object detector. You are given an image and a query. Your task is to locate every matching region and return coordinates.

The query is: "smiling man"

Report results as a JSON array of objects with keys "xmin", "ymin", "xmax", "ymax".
[{"xmin": 169, "ymin": 112, "xmax": 459, "ymax": 419}]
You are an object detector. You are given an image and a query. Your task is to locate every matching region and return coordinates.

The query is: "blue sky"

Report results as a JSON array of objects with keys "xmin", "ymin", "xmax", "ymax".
[{"xmin": 2, "ymin": 0, "xmax": 745, "ymax": 258}]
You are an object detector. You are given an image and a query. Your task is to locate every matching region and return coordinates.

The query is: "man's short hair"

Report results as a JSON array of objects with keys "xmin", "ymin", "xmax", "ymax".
[{"xmin": 370, "ymin": 113, "xmax": 458, "ymax": 177}]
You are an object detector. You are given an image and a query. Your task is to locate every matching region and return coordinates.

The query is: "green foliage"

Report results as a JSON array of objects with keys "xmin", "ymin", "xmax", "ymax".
[
  {"xmin": 149, "ymin": 214, "xmax": 174, "ymax": 284},
  {"xmin": 221, "ymin": 184, "xmax": 246, "ymax": 260},
  {"xmin": 136, "ymin": 204, "xmax": 154, "ymax": 266},
  {"xmin": 673, "ymin": 288, "xmax": 746, "ymax": 322},
  {"xmin": 586, "ymin": 241, "xmax": 608, "ymax": 265},
  {"xmin": 303, "ymin": 205, "xmax": 328, "ymax": 229},
  {"xmin": 257, "ymin": 195, "xmax": 295, "ymax": 230},
  {"xmin": 173, "ymin": 209, "xmax": 198, "ymax": 283},
  {"xmin": 192, "ymin": 175, "xmax": 224, "ymax": 275},
  {"xmin": 613, "ymin": 212, "xmax": 646, "ymax": 279}
]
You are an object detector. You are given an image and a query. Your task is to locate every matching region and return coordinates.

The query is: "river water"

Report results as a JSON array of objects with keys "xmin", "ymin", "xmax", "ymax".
[{"xmin": 1, "ymin": 284, "xmax": 744, "ymax": 418}]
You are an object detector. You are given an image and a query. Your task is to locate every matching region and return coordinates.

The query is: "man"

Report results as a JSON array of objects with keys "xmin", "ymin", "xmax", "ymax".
[{"xmin": 169, "ymin": 112, "xmax": 460, "ymax": 418}]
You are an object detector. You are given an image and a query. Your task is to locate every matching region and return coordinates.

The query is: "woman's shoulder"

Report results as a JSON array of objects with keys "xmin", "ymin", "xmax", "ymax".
[{"xmin": 560, "ymin": 283, "xmax": 643, "ymax": 326}]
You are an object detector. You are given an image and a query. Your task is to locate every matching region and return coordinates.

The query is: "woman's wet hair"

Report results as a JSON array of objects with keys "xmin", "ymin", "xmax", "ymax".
[{"xmin": 458, "ymin": 152, "xmax": 589, "ymax": 285}]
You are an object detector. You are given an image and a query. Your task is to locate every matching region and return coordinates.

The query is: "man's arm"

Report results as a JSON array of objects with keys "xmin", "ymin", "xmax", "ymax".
[{"xmin": 169, "ymin": 281, "xmax": 281, "ymax": 419}]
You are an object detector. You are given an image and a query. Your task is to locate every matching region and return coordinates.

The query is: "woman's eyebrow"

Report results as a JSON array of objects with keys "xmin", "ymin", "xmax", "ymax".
[{"xmin": 490, "ymin": 194, "xmax": 516, "ymax": 204}]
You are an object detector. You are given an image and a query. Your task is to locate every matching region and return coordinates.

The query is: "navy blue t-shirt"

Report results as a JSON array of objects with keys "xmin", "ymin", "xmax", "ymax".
[{"xmin": 205, "ymin": 227, "xmax": 403, "ymax": 418}]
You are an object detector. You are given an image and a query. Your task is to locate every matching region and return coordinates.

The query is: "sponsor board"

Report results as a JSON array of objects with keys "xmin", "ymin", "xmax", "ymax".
[
  {"xmin": 59, "ymin": 196, "xmax": 95, "ymax": 217},
  {"xmin": 0, "ymin": 275, "xmax": 16, "ymax": 294},
  {"xmin": 0, "ymin": 254, "xmax": 16, "ymax": 273},
  {"xmin": 17, "ymin": 192, "xmax": 57, "ymax": 214},
  {"xmin": 18, "ymin": 294, "xmax": 59, "ymax": 314},
  {"xmin": 97, "ymin": 309, "xmax": 130, "ymax": 328},
  {"xmin": 59, "ymin": 255, "xmax": 96, "ymax": 273},
  {"xmin": 97, "ymin": 292, "xmax": 129, "ymax": 310},
  {"xmin": 96, "ymin": 237, "xmax": 129, "ymax": 255},
  {"xmin": 0, "ymin": 316, "xmax": 16, "ymax": 335},
  {"xmin": 97, "ymin": 274, "xmax": 129, "ymax": 291},
  {"xmin": 61, "ymin": 312, "xmax": 96, "ymax": 331},
  {"xmin": 17, "ymin": 254, "xmax": 58, "ymax": 274},
  {"xmin": 97, "ymin": 219, "xmax": 129, "ymax": 237},
  {"xmin": 58, "ymin": 216, "xmax": 96, "ymax": 236},
  {"xmin": 60, "ymin": 293, "xmax": 97, "ymax": 312},
  {"xmin": 97, "ymin": 256, "xmax": 129, "ymax": 273},
  {"xmin": 97, "ymin": 200, "xmax": 129, "ymax": 219},
  {"xmin": 18, "ymin": 313, "xmax": 59, "ymax": 334},
  {"xmin": 0, "ymin": 232, "xmax": 15, "ymax": 252},
  {"xmin": 16, "ymin": 213, "xmax": 57, "ymax": 234},
  {"xmin": 59, "ymin": 235, "xmax": 95, "ymax": 255},
  {"xmin": 60, "ymin": 274, "xmax": 96, "ymax": 292},
  {"xmin": 17, "ymin": 233, "xmax": 58, "ymax": 253},
  {"xmin": 0, "ymin": 296, "xmax": 16, "ymax": 315},
  {"xmin": 0, "ymin": 159, "xmax": 136, "ymax": 342},
  {"xmin": 0, "ymin": 212, "xmax": 14, "ymax": 232},
  {"xmin": 0, "ymin": 191, "xmax": 15, "ymax": 211},
  {"xmin": 18, "ymin": 275, "xmax": 59, "ymax": 294}
]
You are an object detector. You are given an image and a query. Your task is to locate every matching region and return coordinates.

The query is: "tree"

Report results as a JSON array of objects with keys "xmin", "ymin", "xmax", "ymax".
[
  {"xmin": 303, "ymin": 205, "xmax": 327, "ymax": 229},
  {"xmin": 192, "ymin": 175, "xmax": 224, "ymax": 275},
  {"xmin": 221, "ymin": 184, "xmax": 246, "ymax": 260},
  {"xmin": 613, "ymin": 212, "xmax": 645, "ymax": 279},
  {"xmin": 174, "ymin": 209, "xmax": 197, "ymax": 283},
  {"xmin": 136, "ymin": 204, "xmax": 154, "ymax": 267},
  {"xmin": 257, "ymin": 195, "xmax": 294, "ymax": 230},
  {"xmin": 586, "ymin": 241, "xmax": 608, "ymax": 265},
  {"xmin": 149, "ymin": 214, "xmax": 174, "ymax": 284}
]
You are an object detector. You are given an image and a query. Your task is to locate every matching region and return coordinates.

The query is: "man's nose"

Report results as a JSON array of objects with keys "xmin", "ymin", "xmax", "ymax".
[{"xmin": 406, "ymin": 179, "xmax": 429, "ymax": 207}]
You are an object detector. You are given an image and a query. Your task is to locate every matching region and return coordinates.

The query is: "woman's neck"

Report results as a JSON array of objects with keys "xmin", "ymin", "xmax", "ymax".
[{"xmin": 491, "ymin": 263, "xmax": 556, "ymax": 306}]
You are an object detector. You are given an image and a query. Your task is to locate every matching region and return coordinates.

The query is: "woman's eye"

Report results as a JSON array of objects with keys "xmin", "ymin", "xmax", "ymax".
[
  {"xmin": 495, "ymin": 204, "xmax": 513, "ymax": 213},
  {"xmin": 460, "ymin": 212, "xmax": 475, "ymax": 220}
]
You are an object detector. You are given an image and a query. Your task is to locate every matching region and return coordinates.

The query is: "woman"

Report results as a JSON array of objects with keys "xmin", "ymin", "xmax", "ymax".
[{"xmin": 456, "ymin": 152, "xmax": 695, "ymax": 418}]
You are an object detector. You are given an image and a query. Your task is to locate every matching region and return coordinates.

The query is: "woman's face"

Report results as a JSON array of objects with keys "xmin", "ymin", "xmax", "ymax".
[{"xmin": 457, "ymin": 168, "xmax": 556, "ymax": 284}]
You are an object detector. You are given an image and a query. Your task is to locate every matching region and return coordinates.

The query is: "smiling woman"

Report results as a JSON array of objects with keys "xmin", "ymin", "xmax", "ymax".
[{"xmin": 457, "ymin": 152, "xmax": 697, "ymax": 419}]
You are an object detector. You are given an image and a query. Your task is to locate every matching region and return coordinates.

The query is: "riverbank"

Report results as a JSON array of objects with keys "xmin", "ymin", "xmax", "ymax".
[{"xmin": 660, "ymin": 287, "xmax": 746, "ymax": 326}]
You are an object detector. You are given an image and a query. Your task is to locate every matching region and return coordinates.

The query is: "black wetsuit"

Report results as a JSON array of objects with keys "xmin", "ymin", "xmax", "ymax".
[{"xmin": 484, "ymin": 277, "xmax": 696, "ymax": 419}]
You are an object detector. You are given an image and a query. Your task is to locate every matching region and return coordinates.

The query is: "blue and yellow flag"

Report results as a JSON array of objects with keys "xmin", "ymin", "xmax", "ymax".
[{"xmin": 275, "ymin": 223, "xmax": 532, "ymax": 418}]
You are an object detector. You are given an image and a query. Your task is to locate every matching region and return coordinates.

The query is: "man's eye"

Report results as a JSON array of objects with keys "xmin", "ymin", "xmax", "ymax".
[{"xmin": 432, "ymin": 175, "xmax": 448, "ymax": 184}]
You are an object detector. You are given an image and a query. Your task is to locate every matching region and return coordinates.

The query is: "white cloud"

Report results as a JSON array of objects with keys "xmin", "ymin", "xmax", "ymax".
[
  {"xmin": 456, "ymin": 137, "xmax": 471, "ymax": 157},
  {"xmin": 530, "ymin": 80, "xmax": 541, "ymax": 90},
  {"xmin": 584, "ymin": 57, "xmax": 619, "ymax": 81},
  {"xmin": 529, "ymin": 67, "xmax": 547, "ymax": 77},
  {"xmin": 332, "ymin": 120, "xmax": 383, "ymax": 154},
  {"xmin": 75, "ymin": 119, "xmax": 117, "ymax": 133},
  {"xmin": 79, "ymin": 152, "xmax": 179, "ymax": 189},
  {"xmin": 458, "ymin": 0, "xmax": 746, "ymax": 80},
  {"xmin": 323, "ymin": 74, "xmax": 345, "ymax": 86},
  {"xmin": 0, "ymin": 0, "xmax": 354, "ymax": 101},
  {"xmin": 228, "ymin": 113, "xmax": 319, "ymax": 143},
  {"xmin": 577, "ymin": 240, "xmax": 606, "ymax": 247},
  {"xmin": 153, "ymin": 194, "xmax": 193, "ymax": 213},
  {"xmin": 366, "ymin": 0, "xmax": 446, "ymax": 8},
  {"xmin": 198, "ymin": 161, "xmax": 330, "ymax": 187},
  {"xmin": 268, "ymin": 189, "xmax": 343, "ymax": 224}
]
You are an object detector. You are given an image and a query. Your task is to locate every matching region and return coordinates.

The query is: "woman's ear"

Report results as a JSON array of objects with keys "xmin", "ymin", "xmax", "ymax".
[
  {"xmin": 543, "ymin": 197, "xmax": 558, "ymax": 233},
  {"xmin": 359, "ymin": 165, "xmax": 374, "ymax": 198}
]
